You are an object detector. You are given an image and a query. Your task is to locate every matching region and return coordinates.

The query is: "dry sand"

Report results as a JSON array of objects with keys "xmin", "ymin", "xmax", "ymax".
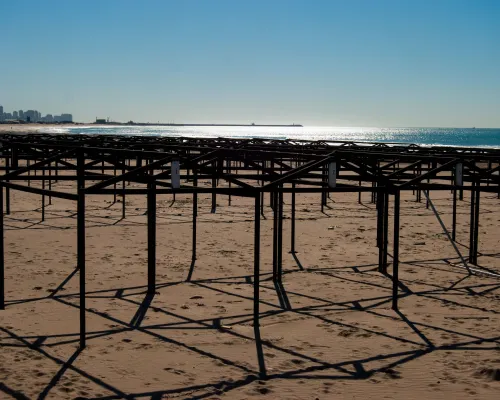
[
  {"xmin": 1, "ymin": 172, "xmax": 499, "ymax": 399},
  {"xmin": 0, "ymin": 124, "xmax": 78, "ymax": 134}
]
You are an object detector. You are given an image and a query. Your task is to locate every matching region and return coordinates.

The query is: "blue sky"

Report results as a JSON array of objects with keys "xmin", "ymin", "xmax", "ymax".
[{"xmin": 1, "ymin": 0, "xmax": 499, "ymax": 126}]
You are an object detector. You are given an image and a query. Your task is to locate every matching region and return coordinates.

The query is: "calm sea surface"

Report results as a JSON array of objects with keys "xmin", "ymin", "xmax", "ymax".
[{"xmin": 40, "ymin": 126, "xmax": 500, "ymax": 148}]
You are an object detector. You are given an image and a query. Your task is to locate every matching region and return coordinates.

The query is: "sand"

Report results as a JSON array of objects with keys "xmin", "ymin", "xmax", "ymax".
[
  {"xmin": 0, "ymin": 124, "xmax": 79, "ymax": 134},
  {"xmin": 1, "ymin": 166, "xmax": 500, "ymax": 399}
]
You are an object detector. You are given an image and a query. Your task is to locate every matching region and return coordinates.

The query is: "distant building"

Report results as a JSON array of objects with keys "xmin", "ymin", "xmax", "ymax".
[
  {"xmin": 25, "ymin": 110, "xmax": 36, "ymax": 122},
  {"xmin": 95, "ymin": 118, "xmax": 107, "ymax": 124},
  {"xmin": 0, "ymin": 106, "xmax": 73, "ymax": 123}
]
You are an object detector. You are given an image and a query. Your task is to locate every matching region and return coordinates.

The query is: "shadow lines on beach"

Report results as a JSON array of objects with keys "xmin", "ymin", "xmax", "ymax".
[{"xmin": 2, "ymin": 250, "xmax": 500, "ymax": 399}]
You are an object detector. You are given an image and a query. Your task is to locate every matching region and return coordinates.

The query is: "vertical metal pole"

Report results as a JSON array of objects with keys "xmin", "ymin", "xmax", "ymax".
[
  {"xmin": 147, "ymin": 182, "xmax": 156, "ymax": 294},
  {"xmin": 291, "ymin": 183, "xmax": 296, "ymax": 253},
  {"xmin": 211, "ymin": 161, "xmax": 217, "ymax": 213},
  {"xmin": 122, "ymin": 162, "xmax": 126, "ymax": 219},
  {"xmin": 187, "ymin": 169, "xmax": 198, "ymax": 281},
  {"xmin": 48, "ymin": 162, "xmax": 52, "ymax": 206},
  {"xmin": 377, "ymin": 188, "xmax": 384, "ymax": 272},
  {"xmin": 452, "ymin": 188, "xmax": 457, "ymax": 241},
  {"xmin": 193, "ymin": 172, "xmax": 198, "ymax": 260},
  {"xmin": 260, "ymin": 191, "xmax": 264, "ymax": 217},
  {"xmin": 227, "ymin": 159, "xmax": 232, "ymax": 206},
  {"xmin": 5, "ymin": 152, "xmax": 10, "ymax": 215},
  {"xmin": 425, "ymin": 161, "xmax": 431, "ymax": 209},
  {"xmin": 392, "ymin": 190, "xmax": 400, "ymax": 310},
  {"xmin": 321, "ymin": 165, "xmax": 327, "ymax": 209},
  {"xmin": 383, "ymin": 190, "xmax": 389, "ymax": 268},
  {"xmin": 113, "ymin": 161, "xmax": 117, "ymax": 204},
  {"xmin": 253, "ymin": 193, "xmax": 266, "ymax": 376},
  {"xmin": 254, "ymin": 194, "xmax": 261, "ymax": 314},
  {"xmin": 42, "ymin": 167, "xmax": 45, "ymax": 222},
  {"xmin": 278, "ymin": 187, "xmax": 283, "ymax": 281},
  {"xmin": 469, "ymin": 182, "xmax": 476, "ymax": 264},
  {"xmin": 473, "ymin": 185, "xmax": 480, "ymax": 265},
  {"xmin": 272, "ymin": 191, "xmax": 278, "ymax": 280},
  {"xmin": 77, "ymin": 150, "xmax": 86, "ymax": 348},
  {"xmin": 0, "ymin": 187, "xmax": 4, "ymax": 310}
]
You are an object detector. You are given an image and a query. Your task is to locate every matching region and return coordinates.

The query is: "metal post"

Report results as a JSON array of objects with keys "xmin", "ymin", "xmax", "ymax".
[
  {"xmin": 254, "ymin": 197, "xmax": 261, "ymax": 286},
  {"xmin": 383, "ymin": 190, "xmax": 389, "ymax": 268},
  {"xmin": 452, "ymin": 189, "xmax": 457, "ymax": 241},
  {"xmin": 253, "ymin": 193, "xmax": 266, "ymax": 376},
  {"xmin": 122, "ymin": 162, "xmax": 126, "ymax": 219},
  {"xmin": 377, "ymin": 188, "xmax": 385, "ymax": 272},
  {"xmin": 278, "ymin": 187, "xmax": 283, "ymax": 281},
  {"xmin": 5, "ymin": 152, "xmax": 9, "ymax": 215},
  {"xmin": 48, "ymin": 162, "xmax": 52, "ymax": 206},
  {"xmin": 291, "ymin": 183, "xmax": 296, "ymax": 253},
  {"xmin": 42, "ymin": 167, "xmax": 45, "ymax": 222},
  {"xmin": 358, "ymin": 179, "xmax": 362, "ymax": 204},
  {"xmin": 473, "ymin": 185, "xmax": 480, "ymax": 265},
  {"xmin": 147, "ymin": 182, "xmax": 156, "ymax": 294},
  {"xmin": 392, "ymin": 190, "xmax": 400, "ymax": 310},
  {"xmin": 227, "ymin": 159, "xmax": 231, "ymax": 206},
  {"xmin": 321, "ymin": 165, "xmax": 327, "ymax": 209},
  {"xmin": 77, "ymin": 150, "xmax": 86, "ymax": 348},
  {"xmin": 0, "ymin": 187, "xmax": 4, "ymax": 310},
  {"xmin": 187, "ymin": 169, "xmax": 197, "ymax": 281},
  {"xmin": 260, "ymin": 191, "xmax": 264, "ymax": 217},
  {"xmin": 469, "ymin": 182, "xmax": 476, "ymax": 264},
  {"xmin": 425, "ymin": 161, "xmax": 431, "ymax": 209},
  {"xmin": 272, "ymin": 191, "xmax": 278, "ymax": 280},
  {"xmin": 211, "ymin": 162, "xmax": 216, "ymax": 213},
  {"xmin": 113, "ymin": 161, "xmax": 117, "ymax": 204}
]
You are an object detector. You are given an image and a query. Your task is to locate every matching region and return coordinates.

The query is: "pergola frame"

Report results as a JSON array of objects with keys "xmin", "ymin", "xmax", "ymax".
[{"xmin": 1, "ymin": 133, "xmax": 499, "ymax": 369}]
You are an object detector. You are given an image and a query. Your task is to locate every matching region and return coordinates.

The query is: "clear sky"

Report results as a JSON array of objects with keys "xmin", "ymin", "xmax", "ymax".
[{"xmin": 1, "ymin": 0, "xmax": 499, "ymax": 127}]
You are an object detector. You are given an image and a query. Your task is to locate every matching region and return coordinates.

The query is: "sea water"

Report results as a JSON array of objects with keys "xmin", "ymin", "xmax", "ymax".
[{"xmin": 40, "ymin": 126, "xmax": 500, "ymax": 148}]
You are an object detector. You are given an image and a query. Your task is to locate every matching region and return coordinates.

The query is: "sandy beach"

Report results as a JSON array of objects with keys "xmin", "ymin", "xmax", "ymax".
[
  {"xmin": 0, "ymin": 124, "xmax": 76, "ymax": 134},
  {"xmin": 1, "ymin": 172, "xmax": 499, "ymax": 399}
]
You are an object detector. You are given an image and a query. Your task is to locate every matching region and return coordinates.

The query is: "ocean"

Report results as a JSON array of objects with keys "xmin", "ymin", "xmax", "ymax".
[{"xmin": 39, "ymin": 126, "xmax": 500, "ymax": 148}]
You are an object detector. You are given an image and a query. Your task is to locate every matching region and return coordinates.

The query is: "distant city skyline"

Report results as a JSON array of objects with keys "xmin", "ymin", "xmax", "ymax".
[
  {"xmin": 0, "ymin": 104, "xmax": 72, "ymax": 123},
  {"xmin": 1, "ymin": 0, "xmax": 499, "ymax": 127}
]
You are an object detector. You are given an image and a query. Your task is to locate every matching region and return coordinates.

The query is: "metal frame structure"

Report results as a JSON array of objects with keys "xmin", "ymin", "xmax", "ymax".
[{"xmin": 1, "ymin": 133, "xmax": 499, "ymax": 362}]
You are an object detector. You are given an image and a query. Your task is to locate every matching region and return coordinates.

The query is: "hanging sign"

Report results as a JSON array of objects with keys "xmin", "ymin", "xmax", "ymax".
[
  {"xmin": 171, "ymin": 160, "xmax": 180, "ymax": 189},
  {"xmin": 328, "ymin": 162, "xmax": 337, "ymax": 188}
]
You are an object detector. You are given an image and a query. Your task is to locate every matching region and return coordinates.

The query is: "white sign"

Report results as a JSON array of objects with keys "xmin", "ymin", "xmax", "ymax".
[
  {"xmin": 328, "ymin": 162, "xmax": 337, "ymax": 188},
  {"xmin": 455, "ymin": 163, "xmax": 463, "ymax": 186},
  {"xmin": 171, "ymin": 161, "xmax": 180, "ymax": 189}
]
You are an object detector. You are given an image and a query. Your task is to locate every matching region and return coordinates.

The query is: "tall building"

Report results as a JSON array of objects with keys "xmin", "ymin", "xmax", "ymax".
[
  {"xmin": 13, "ymin": 111, "xmax": 18, "ymax": 119},
  {"xmin": 25, "ymin": 110, "xmax": 36, "ymax": 122},
  {"xmin": 60, "ymin": 113, "xmax": 73, "ymax": 122},
  {"xmin": 0, "ymin": 105, "xmax": 3, "ymax": 121},
  {"xmin": 18, "ymin": 110, "xmax": 24, "ymax": 120}
]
